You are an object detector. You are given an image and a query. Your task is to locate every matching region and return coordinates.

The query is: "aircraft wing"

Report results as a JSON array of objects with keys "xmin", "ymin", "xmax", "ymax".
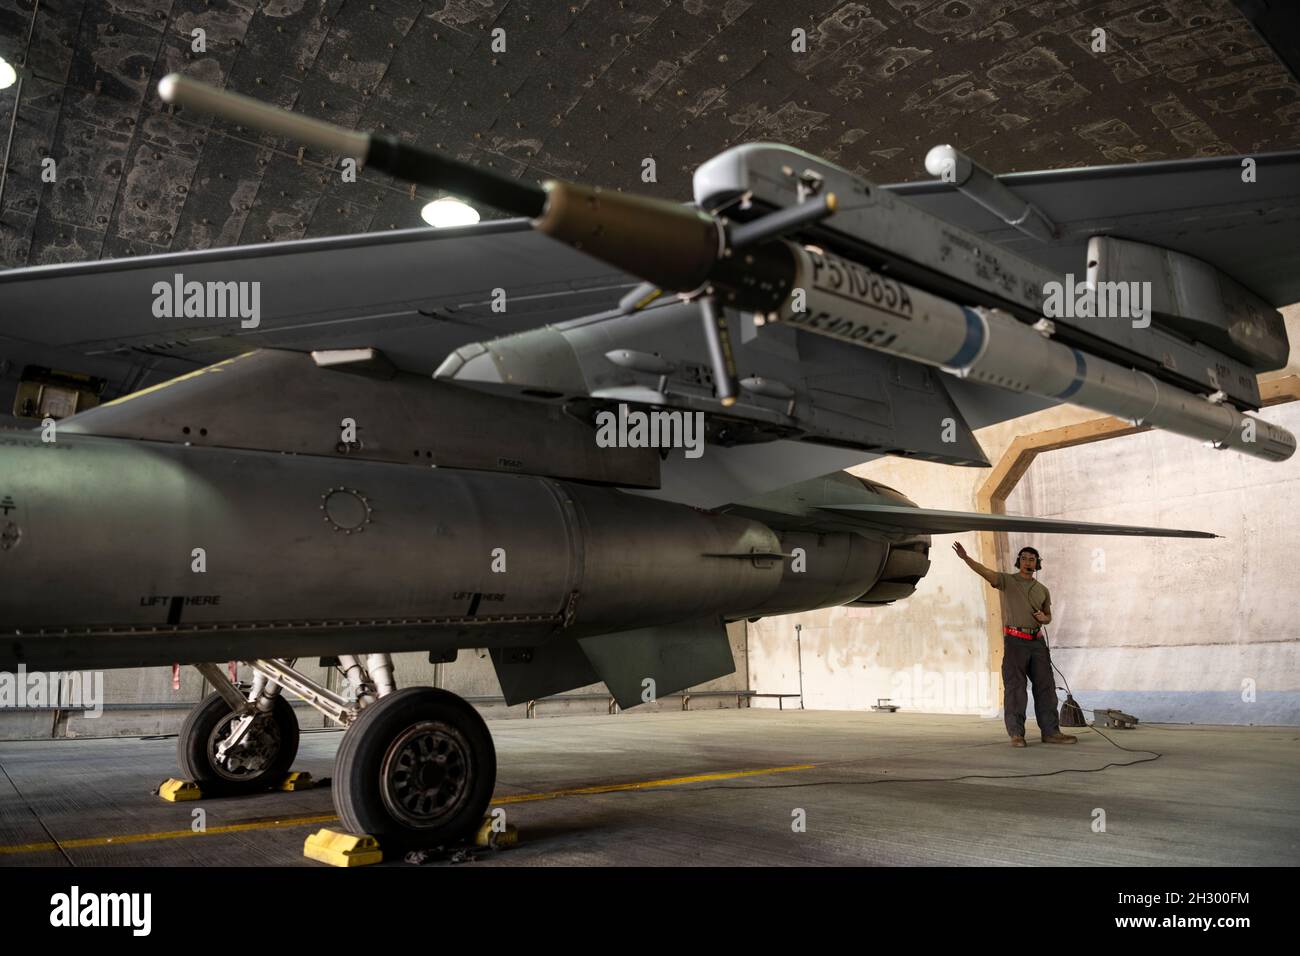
[{"xmin": 0, "ymin": 218, "xmax": 636, "ymax": 407}]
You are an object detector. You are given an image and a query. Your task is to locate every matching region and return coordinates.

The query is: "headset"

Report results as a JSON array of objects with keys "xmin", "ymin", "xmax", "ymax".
[{"xmin": 1015, "ymin": 546, "xmax": 1043, "ymax": 570}]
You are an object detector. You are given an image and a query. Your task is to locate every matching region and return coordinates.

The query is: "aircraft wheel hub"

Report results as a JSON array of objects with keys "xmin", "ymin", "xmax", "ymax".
[
  {"xmin": 381, "ymin": 721, "xmax": 471, "ymax": 829},
  {"xmin": 209, "ymin": 713, "xmax": 281, "ymax": 780}
]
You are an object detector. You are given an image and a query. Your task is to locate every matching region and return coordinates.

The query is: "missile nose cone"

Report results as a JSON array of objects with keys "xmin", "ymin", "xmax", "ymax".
[
  {"xmin": 435, "ymin": 328, "xmax": 588, "ymax": 398},
  {"xmin": 434, "ymin": 343, "xmax": 499, "ymax": 383}
]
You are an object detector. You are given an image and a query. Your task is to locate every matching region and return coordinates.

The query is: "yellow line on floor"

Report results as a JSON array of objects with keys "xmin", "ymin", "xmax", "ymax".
[
  {"xmin": 0, "ymin": 813, "xmax": 340, "ymax": 856},
  {"xmin": 493, "ymin": 763, "xmax": 815, "ymax": 804},
  {"xmin": 0, "ymin": 763, "xmax": 816, "ymax": 856}
]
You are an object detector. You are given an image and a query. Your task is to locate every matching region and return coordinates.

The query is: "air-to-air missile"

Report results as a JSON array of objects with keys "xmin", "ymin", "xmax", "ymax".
[
  {"xmin": 157, "ymin": 73, "xmax": 1297, "ymax": 461},
  {"xmin": 0, "ymin": 74, "xmax": 1281, "ymax": 852}
]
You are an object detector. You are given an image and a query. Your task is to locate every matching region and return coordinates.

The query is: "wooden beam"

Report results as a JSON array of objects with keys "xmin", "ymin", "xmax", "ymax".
[{"xmin": 1261, "ymin": 374, "xmax": 1300, "ymax": 407}]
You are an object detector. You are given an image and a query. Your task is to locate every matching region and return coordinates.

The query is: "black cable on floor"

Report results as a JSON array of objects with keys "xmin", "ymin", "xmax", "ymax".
[
  {"xmin": 1043, "ymin": 628, "xmax": 1162, "ymax": 757},
  {"xmin": 644, "ymin": 634, "xmax": 1163, "ymax": 793},
  {"xmin": 645, "ymin": 727, "xmax": 1160, "ymax": 793}
]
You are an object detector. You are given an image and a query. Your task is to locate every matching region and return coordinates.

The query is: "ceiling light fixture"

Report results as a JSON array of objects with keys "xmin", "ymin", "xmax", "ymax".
[{"xmin": 420, "ymin": 197, "xmax": 480, "ymax": 228}]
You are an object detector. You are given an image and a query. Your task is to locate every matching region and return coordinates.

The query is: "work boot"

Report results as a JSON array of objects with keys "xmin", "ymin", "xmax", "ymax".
[
  {"xmin": 1010, "ymin": 735, "xmax": 1027, "ymax": 748},
  {"xmin": 1041, "ymin": 732, "xmax": 1077, "ymax": 744}
]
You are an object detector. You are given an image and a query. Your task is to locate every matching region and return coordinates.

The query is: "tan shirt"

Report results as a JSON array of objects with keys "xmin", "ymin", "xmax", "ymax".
[{"xmin": 994, "ymin": 571, "xmax": 1050, "ymax": 630}]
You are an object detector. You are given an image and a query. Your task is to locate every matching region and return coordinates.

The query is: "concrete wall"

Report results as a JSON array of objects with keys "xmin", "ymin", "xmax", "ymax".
[
  {"xmin": 751, "ymin": 306, "xmax": 1300, "ymax": 727},
  {"xmin": 0, "ymin": 621, "xmax": 749, "ymax": 740}
]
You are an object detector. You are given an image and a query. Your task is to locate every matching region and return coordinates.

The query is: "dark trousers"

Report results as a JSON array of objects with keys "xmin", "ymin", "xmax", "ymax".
[{"xmin": 1002, "ymin": 634, "xmax": 1060, "ymax": 738}]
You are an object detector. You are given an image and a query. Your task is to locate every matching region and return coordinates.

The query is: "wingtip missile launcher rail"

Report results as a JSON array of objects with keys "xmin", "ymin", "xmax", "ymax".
[{"xmin": 157, "ymin": 74, "xmax": 1296, "ymax": 462}]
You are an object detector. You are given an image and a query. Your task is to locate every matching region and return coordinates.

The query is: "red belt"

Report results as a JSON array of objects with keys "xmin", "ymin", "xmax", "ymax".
[{"xmin": 1003, "ymin": 625, "xmax": 1040, "ymax": 640}]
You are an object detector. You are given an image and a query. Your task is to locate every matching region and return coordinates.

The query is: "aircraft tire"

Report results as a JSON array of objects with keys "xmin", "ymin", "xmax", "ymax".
[
  {"xmin": 177, "ymin": 691, "xmax": 300, "ymax": 796},
  {"xmin": 334, "ymin": 687, "xmax": 496, "ymax": 851}
]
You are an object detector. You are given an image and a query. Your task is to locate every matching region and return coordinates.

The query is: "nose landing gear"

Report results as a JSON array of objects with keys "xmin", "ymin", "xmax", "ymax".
[{"xmin": 177, "ymin": 691, "xmax": 300, "ymax": 796}]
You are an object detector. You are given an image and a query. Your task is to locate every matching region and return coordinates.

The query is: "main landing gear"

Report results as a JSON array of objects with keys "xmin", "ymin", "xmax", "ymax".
[
  {"xmin": 334, "ymin": 687, "xmax": 495, "ymax": 849},
  {"xmin": 179, "ymin": 655, "xmax": 496, "ymax": 850}
]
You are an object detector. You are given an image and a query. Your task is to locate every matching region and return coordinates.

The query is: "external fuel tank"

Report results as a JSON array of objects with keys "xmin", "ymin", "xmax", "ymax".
[{"xmin": 0, "ymin": 431, "xmax": 788, "ymax": 670}]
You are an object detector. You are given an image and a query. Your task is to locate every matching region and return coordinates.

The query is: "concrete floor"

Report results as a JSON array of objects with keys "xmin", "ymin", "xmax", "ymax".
[{"xmin": 0, "ymin": 709, "xmax": 1296, "ymax": 866}]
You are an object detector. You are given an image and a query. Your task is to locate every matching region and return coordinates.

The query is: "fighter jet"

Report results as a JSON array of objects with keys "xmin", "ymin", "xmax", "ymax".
[{"xmin": 0, "ymin": 75, "xmax": 1295, "ymax": 851}]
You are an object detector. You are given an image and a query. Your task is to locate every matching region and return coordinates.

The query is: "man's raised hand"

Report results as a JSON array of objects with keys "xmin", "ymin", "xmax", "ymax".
[{"xmin": 952, "ymin": 541, "xmax": 968, "ymax": 560}]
